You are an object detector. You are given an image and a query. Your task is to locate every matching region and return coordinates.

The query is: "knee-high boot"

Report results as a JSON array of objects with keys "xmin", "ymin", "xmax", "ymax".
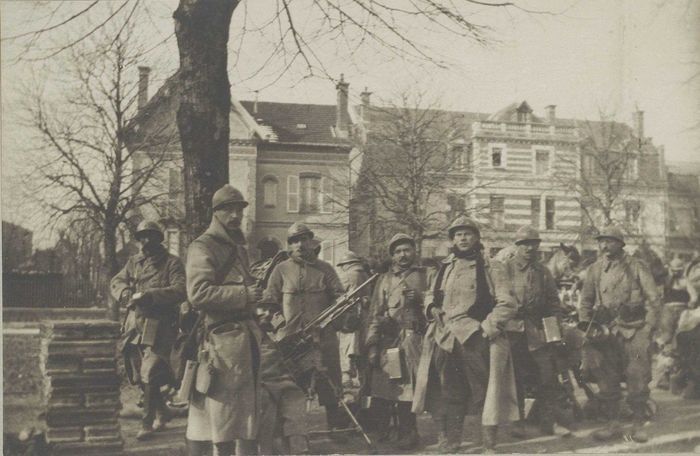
[{"xmin": 396, "ymin": 402, "xmax": 419, "ymax": 450}]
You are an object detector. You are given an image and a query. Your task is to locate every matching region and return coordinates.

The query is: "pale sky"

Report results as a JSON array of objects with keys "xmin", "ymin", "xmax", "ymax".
[{"xmin": 2, "ymin": 0, "xmax": 699, "ymax": 247}]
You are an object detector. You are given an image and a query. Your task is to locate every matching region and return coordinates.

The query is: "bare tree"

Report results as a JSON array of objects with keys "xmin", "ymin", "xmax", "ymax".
[
  {"xmin": 22, "ymin": 21, "xmax": 177, "ymax": 319},
  {"xmin": 4, "ymin": 0, "xmax": 554, "ymax": 249},
  {"xmin": 351, "ymin": 91, "xmax": 494, "ymax": 258},
  {"xmin": 557, "ymin": 113, "xmax": 647, "ymax": 235}
]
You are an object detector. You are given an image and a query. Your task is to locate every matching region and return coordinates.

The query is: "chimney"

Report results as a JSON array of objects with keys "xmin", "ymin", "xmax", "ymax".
[
  {"xmin": 336, "ymin": 74, "xmax": 350, "ymax": 137},
  {"xmin": 137, "ymin": 66, "xmax": 151, "ymax": 111},
  {"xmin": 360, "ymin": 87, "xmax": 372, "ymax": 107},
  {"xmin": 545, "ymin": 105, "xmax": 556, "ymax": 123},
  {"xmin": 634, "ymin": 109, "xmax": 644, "ymax": 139}
]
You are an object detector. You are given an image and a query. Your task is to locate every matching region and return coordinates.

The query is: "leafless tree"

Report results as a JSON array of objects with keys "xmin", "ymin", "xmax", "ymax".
[
  {"xmin": 557, "ymin": 113, "xmax": 649, "ymax": 235},
  {"xmin": 21, "ymin": 20, "xmax": 177, "ymax": 319},
  {"xmin": 351, "ymin": 91, "xmax": 496, "ymax": 259},
  {"xmin": 3, "ymin": 0, "xmax": 553, "ymax": 244}
]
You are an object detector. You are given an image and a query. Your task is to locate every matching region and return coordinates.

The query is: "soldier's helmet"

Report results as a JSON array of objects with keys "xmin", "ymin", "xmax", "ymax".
[
  {"xmin": 514, "ymin": 225, "xmax": 541, "ymax": 245},
  {"xmin": 595, "ymin": 224, "xmax": 625, "ymax": 246},
  {"xmin": 388, "ymin": 233, "xmax": 415, "ymax": 255},
  {"xmin": 135, "ymin": 220, "xmax": 164, "ymax": 243},
  {"xmin": 212, "ymin": 184, "xmax": 249, "ymax": 211},
  {"xmin": 337, "ymin": 251, "xmax": 363, "ymax": 267},
  {"xmin": 447, "ymin": 215, "xmax": 480, "ymax": 239},
  {"xmin": 669, "ymin": 257, "xmax": 686, "ymax": 272},
  {"xmin": 287, "ymin": 222, "xmax": 314, "ymax": 243}
]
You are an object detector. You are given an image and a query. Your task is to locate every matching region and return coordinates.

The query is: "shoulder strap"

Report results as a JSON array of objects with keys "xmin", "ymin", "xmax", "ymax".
[{"xmin": 433, "ymin": 261, "xmax": 450, "ymax": 292}]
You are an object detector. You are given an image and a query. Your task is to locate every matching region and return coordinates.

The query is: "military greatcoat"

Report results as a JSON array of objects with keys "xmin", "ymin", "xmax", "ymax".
[
  {"xmin": 111, "ymin": 244, "xmax": 186, "ymax": 386},
  {"xmin": 185, "ymin": 219, "xmax": 263, "ymax": 443},
  {"xmin": 365, "ymin": 264, "xmax": 427, "ymax": 402}
]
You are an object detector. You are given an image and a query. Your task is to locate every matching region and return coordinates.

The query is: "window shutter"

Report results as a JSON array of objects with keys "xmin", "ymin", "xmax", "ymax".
[
  {"xmin": 320, "ymin": 177, "xmax": 332, "ymax": 214},
  {"xmin": 287, "ymin": 175, "xmax": 299, "ymax": 213}
]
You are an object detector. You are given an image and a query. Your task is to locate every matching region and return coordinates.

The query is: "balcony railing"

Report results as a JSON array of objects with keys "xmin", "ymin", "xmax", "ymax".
[{"xmin": 473, "ymin": 121, "xmax": 577, "ymax": 137}]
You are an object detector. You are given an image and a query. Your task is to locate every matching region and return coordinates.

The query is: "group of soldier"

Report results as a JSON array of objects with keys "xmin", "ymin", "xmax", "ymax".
[{"xmin": 111, "ymin": 182, "xmax": 685, "ymax": 455}]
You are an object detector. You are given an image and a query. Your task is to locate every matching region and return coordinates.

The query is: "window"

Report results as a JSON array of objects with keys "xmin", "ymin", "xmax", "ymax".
[
  {"xmin": 320, "ymin": 177, "xmax": 332, "ymax": 214},
  {"xmin": 582, "ymin": 154, "xmax": 596, "ymax": 177},
  {"xmin": 531, "ymin": 197, "xmax": 541, "ymax": 228},
  {"xmin": 492, "ymin": 148, "xmax": 503, "ymax": 168},
  {"xmin": 545, "ymin": 198, "xmax": 555, "ymax": 230},
  {"xmin": 300, "ymin": 174, "xmax": 321, "ymax": 213},
  {"xmin": 624, "ymin": 156, "xmax": 639, "ymax": 181},
  {"xmin": 321, "ymin": 240, "xmax": 334, "ymax": 264},
  {"xmin": 490, "ymin": 195, "xmax": 505, "ymax": 230},
  {"xmin": 625, "ymin": 200, "xmax": 641, "ymax": 227},
  {"xmin": 262, "ymin": 176, "xmax": 278, "ymax": 207},
  {"xmin": 287, "ymin": 175, "xmax": 299, "ymax": 213},
  {"xmin": 166, "ymin": 229, "xmax": 180, "ymax": 257},
  {"xmin": 451, "ymin": 145, "xmax": 464, "ymax": 169},
  {"xmin": 447, "ymin": 194, "xmax": 466, "ymax": 221},
  {"xmin": 669, "ymin": 207, "xmax": 678, "ymax": 233},
  {"xmin": 535, "ymin": 150, "xmax": 550, "ymax": 175}
]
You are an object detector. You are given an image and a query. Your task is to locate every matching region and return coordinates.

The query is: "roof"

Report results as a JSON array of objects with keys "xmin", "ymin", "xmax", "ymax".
[{"xmin": 239, "ymin": 100, "xmax": 351, "ymax": 145}]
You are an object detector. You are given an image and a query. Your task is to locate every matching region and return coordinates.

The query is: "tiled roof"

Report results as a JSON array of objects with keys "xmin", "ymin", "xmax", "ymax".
[{"xmin": 239, "ymin": 100, "xmax": 351, "ymax": 145}]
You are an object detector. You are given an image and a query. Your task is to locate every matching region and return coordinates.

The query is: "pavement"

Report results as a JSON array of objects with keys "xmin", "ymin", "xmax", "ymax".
[
  {"xmin": 5, "ymin": 385, "xmax": 700, "ymax": 454},
  {"xmin": 117, "ymin": 388, "xmax": 700, "ymax": 455}
]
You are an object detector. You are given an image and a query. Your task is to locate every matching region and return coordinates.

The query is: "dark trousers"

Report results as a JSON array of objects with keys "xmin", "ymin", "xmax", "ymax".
[
  {"xmin": 433, "ymin": 332, "xmax": 490, "ymax": 418},
  {"xmin": 142, "ymin": 383, "xmax": 167, "ymax": 428},
  {"xmin": 507, "ymin": 332, "xmax": 558, "ymax": 423},
  {"xmin": 581, "ymin": 325, "xmax": 652, "ymax": 419}
]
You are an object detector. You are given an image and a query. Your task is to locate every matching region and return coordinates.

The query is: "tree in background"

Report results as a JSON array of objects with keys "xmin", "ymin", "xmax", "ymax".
[
  {"xmin": 352, "ymin": 91, "xmax": 495, "ymax": 259},
  {"xmin": 22, "ymin": 20, "xmax": 177, "ymax": 319}
]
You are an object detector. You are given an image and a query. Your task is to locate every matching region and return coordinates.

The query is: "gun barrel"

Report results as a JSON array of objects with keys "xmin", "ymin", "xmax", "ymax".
[{"xmin": 303, "ymin": 273, "xmax": 378, "ymax": 332}]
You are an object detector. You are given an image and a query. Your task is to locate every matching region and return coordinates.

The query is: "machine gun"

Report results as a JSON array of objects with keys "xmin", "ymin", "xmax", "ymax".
[{"xmin": 275, "ymin": 273, "xmax": 378, "ymax": 380}]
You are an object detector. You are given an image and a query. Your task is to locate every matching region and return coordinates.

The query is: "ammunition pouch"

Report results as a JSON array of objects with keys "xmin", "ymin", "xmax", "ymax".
[{"xmin": 618, "ymin": 303, "xmax": 646, "ymax": 324}]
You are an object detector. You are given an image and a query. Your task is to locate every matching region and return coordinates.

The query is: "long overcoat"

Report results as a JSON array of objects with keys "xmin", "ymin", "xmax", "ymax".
[
  {"xmin": 111, "ymin": 245, "xmax": 185, "ymax": 386},
  {"xmin": 412, "ymin": 253, "xmax": 520, "ymax": 426},
  {"xmin": 365, "ymin": 264, "xmax": 427, "ymax": 402},
  {"xmin": 185, "ymin": 220, "xmax": 263, "ymax": 443},
  {"xmin": 264, "ymin": 256, "xmax": 345, "ymax": 399}
]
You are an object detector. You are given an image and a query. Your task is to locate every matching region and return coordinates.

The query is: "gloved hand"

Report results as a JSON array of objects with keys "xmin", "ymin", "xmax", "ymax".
[{"xmin": 368, "ymin": 346, "xmax": 381, "ymax": 368}]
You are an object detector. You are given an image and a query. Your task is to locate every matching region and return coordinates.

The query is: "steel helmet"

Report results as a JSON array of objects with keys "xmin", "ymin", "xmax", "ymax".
[
  {"xmin": 135, "ymin": 220, "xmax": 164, "ymax": 243},
  {"xmin": 448, "ymin": 215, "xmax": 480, "ymax": 239},
  {"xmin": 669, "ymin": 257, "xmax": 685, "ymax": 272},
  {"xmin": 287, "ymin": 222, "xmax": 314, "ymax": 243},
  {"xmin": 514, "ymin": 225, "xmax": 541, "ymax": 245},
  {"xmin": 388, "ymin": 233, "xmax": 415, "ymax": 255},
  {"xmin": 212, "ymin": 184, "xmax": 249, "ymax": 211},
  {"xmin": 595, "ymin": 225, "xmax": 625, "ymax": 246},
  {"xmin": 337, "ymin": 251, "xmax": 363, "ymax": 267}
]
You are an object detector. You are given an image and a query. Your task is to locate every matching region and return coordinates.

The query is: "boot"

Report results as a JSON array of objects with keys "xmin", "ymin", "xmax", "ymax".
[
  {"xmin": 434, "ymin": 415, "xmax": 450, "ymax": 453},
  {"xmin": 136, "ymin": 425, "xmax": 155, "ymax": 441},
  {"xmin": 396, "ymin": 403, "xmax": 420, "ymax": 451},
  {"xmin": 444, "ymin": 414, "xmax": 464, "ymax": 453},
  {"xmin": 626, "ymin": 401, "xmax": 649, "ymax": 443},
  {"xmin": 509, "ymin": 420, "xmax": 529, "ymax": 439},
  {"xmin": 592, "ymin": 401, "xmax": 623, "ymax": 442},
  {"xmin": 482, "ymin": 425, "xmax": 497, "ymax": 454}
]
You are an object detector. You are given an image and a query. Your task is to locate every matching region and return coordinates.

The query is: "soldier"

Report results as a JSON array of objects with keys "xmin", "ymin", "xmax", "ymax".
[
  {"xmin": 336, "ymin": 251, "xmax": 370, "ymax": 388},
  {"xmin": 365, "ymin": 234, "xmax": 426, "ymax": 450},
  {"xmin": 263, "ymin": 223, "xmax": 347, "ymax": 432},
  {"xmin": 111, "ymin": 220, "xmax": 186, "ymax": 440},
  {"xmin": 184, "ymin": 184, "xmax": 263, "ymax": 456},
  {"xmin": 413, "ymin": 216, "xmax": 518, "ymax": 454},
  {"xmin": 579, "ymin": 225, "xmax": 660, "ymax": 443},
  {"xmin": 495, "ymin": 225, "xmax": 571, "ymax": 438}
]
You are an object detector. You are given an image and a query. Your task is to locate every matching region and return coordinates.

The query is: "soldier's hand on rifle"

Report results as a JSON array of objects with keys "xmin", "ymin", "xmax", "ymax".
[{"xmin": 368, "ymin": 345, "xmax": 381, "ymax": 368}]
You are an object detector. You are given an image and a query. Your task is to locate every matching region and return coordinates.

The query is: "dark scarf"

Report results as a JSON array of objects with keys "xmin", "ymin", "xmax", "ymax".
[{"xmin": 451, "ymin": 243, "xmax": 494, "ymax": 322}]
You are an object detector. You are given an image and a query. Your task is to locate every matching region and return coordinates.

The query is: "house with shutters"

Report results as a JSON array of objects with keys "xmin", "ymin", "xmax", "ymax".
[
  {"xmin": 353, "ymin": 99, "xmax": 669, "ymax": 260},
  {"xmin": 127, "ymin": 69, "xmax": 356, "ymax": 263}
]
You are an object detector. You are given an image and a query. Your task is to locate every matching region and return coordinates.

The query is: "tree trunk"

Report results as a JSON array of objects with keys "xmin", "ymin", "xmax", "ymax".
[
  {"xmin": 103, "ymin": 224, "xmax": 120, "ymax": 321},
  {"xmin": 174, "ymin": 0, "xmax": 239, "ymax": 244}
]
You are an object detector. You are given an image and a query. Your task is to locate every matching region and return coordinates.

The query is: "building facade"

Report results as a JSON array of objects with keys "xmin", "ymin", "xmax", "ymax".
[{"xmin": 128, "ymin": 72, "xmax": 355, "ymax": 263}]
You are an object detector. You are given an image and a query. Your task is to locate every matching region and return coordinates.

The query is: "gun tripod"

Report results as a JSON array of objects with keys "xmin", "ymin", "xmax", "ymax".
[{"xmin": 303, "ymin": 368, "xmax": 375, "ymax": 452}]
